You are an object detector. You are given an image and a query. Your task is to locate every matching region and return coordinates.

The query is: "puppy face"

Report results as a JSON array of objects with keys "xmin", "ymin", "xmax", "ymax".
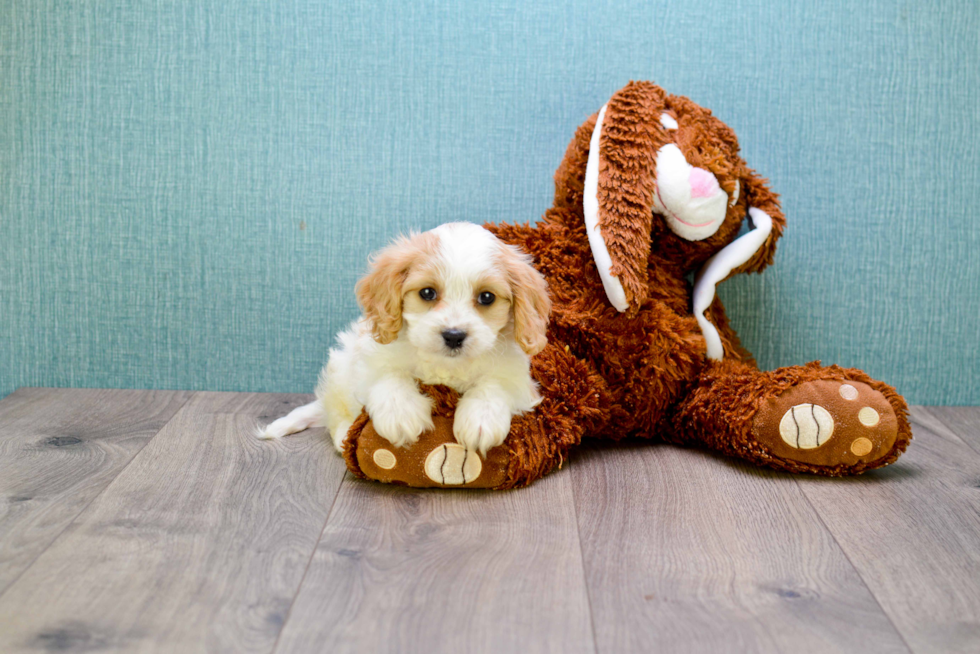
[{"xmin": 357, "ymin": 222, "xmax": 550, "ymax": 360}]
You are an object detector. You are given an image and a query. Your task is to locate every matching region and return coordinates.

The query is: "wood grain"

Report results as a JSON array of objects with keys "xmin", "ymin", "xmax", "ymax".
[
  {"xmin": 797, "ymin": 407, "xmax": 980, "ymax": 653},
  {"xmin": 274, "ymin": 468, "xmax": 595, "ymax": 654},
  {"xmin": 571, "ymin": 440, "xmax": 909, "ymax": 654},
  {"xmin": 920, "ymin": 406, "xmax": 980, "ymax": 455},
  {"xmin": 0, "ymin": 392, "xmax": 345, "ymax": 654},
  {"xmin": 3, "ymin": 392, "xmax": 980, "ymax": 653},
  {"xmin": 0, "ymin": 387, "xmax": 192, "ymax": 595}
]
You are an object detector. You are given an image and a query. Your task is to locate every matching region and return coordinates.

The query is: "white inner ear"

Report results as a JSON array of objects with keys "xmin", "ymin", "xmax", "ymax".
[
  {"xmin": 584, "ymin": 105, "xmax": 629, "ymax": 313},
  {"xmin": 692, "ymin": 207, "xmax": 773, "ymax": 360},
  {"xmin": 660, "ymin": 113, "xmax": 678, "ymax": 130}
]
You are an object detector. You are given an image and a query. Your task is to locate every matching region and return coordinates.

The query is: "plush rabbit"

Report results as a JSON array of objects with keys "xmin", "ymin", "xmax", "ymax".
[{"xmin": 343, "ymin": 81, "xmax": 911, "ymax": 488}]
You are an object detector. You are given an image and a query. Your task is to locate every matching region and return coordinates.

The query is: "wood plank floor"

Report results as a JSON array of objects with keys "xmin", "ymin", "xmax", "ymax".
[{"xmin": 0, "ymin": 389, "xmax": 978, "ymax": 653}]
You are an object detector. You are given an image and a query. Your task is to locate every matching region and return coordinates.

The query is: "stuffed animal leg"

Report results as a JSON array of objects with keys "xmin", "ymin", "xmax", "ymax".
[
  {"xmin": 668, "ymin": 358, "xmax": 912, "ymax": 475},
  {"xmin": 343, "ymin": 343, "xmax": 605, "ymax": 489}
]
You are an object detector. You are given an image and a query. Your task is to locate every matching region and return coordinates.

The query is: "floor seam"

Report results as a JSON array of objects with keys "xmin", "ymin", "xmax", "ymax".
[
  {"xmin": 569, "ymin": 453, "xmax": 602, "ymax": 654},
  {"xmin": 0, "ymin": 389, "xmax": 197, "ymax": 601},
  {"xmin": 795, "ymin": 478, "xmax": 916, "ymax": 654},
  {"xmin": 269, "ymin": 469, "xmax": 350, "ymax": 654},
  {"xmin": 917, "ymin": 406, "xmax": 980, "ymax": 458}
]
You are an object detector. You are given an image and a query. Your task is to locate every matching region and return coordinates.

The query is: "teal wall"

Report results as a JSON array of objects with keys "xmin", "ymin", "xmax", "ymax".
[{"xmin": 2, "ymin": 1, "xmax": 978, "ymax": 404}]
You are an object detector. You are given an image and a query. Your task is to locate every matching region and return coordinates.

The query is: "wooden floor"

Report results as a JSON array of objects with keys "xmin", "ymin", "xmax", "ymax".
[{"xmin": 0, "ymin": 389, "xmax": 978, "ymax": 653}]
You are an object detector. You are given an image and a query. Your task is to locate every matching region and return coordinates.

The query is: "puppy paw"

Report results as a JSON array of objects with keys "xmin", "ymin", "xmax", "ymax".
[
  {"xmin": 370, "ymin": 390, "xmax": 435, "ymax": 449},
  {"xmin": 453, "ymin": 398, "xmax": 511, "ymax": 456}
]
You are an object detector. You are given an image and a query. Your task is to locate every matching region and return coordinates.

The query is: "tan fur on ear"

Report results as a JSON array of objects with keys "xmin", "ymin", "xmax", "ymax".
[
  {"xmin": 595, "ymin": 81, "xmax": 671, "ymax": 316},
  {"xmin": 355, "ymin": 232, "xmax": 438, "ymax": 344},
  {"xmin": 498, "ymin": 244, "xmax": 551, "ymax": 356},
  {"xmin": 734, "ymin": 168, "xmax": 786, "ymax": 274}
]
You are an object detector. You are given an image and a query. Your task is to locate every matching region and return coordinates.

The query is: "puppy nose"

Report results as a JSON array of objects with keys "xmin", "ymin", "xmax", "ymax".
[
  {"xmin": 689, "ymin": 167, "xmax": 720, "ymax": 198},
  {"xmin": 441, "ymin": 329, "xmax": 467, "ymax": 349}
]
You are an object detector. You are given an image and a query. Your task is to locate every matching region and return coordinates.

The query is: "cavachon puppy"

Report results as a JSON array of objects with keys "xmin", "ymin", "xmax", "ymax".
[{"xmin": 258, "ymin": 222, "xmax": 551, "ymax": 457}]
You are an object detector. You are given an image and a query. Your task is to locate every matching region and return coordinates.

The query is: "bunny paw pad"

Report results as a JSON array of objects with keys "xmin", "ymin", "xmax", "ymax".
[
  {"xmin": 351, "ymin": 415, "xmax": 510, "ymax": 488},
  {"xmin": 752, "ymin": 380, "xmax": 899, "ymax": 468}
]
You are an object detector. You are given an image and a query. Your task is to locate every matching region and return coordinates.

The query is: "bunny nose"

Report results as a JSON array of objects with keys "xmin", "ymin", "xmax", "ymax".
[{"xmin": 689, "ymin": 167, "xmax": 720, "ymax": 199}]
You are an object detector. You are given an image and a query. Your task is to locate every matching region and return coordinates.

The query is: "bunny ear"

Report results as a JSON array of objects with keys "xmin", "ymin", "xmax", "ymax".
[
  {"xmin": 691, "ymin": 169, "xmax": 786, "ymax": 360},
  {"xmin": 583, "ymin": 105, "xmax": 628, "ymax": 312},
  {"xmin": 584, "ymin": 82, "xmax": 669, "ymax": 316},
  {"xmin": 692, "ymin": 208, "xmax": 773, "ymax": 360},
  {"xmin": 731, "ymin": 169, "xmax": 786, "ymax": 275}
]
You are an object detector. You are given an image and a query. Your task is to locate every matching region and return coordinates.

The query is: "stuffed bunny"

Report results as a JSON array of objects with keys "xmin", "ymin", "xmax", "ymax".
[{"xmin": 343, "ymin": 81, "xmax": 911, "ymax": 488}]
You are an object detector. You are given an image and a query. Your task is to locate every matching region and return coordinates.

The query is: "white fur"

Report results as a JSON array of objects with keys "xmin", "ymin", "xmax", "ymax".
[
  {"xmin": 257, "ymin": 222, "xmax": 542, "ymax": 457},
  {"xmin": 256, "ymin": 400, "xmax": 322, "ymax": 440},
  {"xmin": 652, "ymin": 143, "xmax": 730, "ymax": 241}
]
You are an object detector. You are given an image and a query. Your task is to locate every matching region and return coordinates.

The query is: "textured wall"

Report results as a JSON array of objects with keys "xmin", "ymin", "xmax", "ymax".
[{"xmin": 1, "ymin": 1, "xmax": 978, "ymax": 404}]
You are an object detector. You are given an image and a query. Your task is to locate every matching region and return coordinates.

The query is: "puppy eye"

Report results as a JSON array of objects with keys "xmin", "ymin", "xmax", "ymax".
[
  {"xmin": 477, "ymin": 291, "xmax": 495, "ymax": 306},
  {"xmin": 419, "ymin": 288, "xmax": 437, "ymax": 301}
]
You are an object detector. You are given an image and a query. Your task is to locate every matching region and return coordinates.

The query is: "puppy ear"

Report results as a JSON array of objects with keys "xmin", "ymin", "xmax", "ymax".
[
  {"xmin": 355, "ymin": 232, "xmax": 434, "ymax": 344},
  {"xmin": 731, "ymin": 168, "xmax": 786, "ymax": 275},
  {"xmin": 587, "ymin": 81, "xmax": 670, "ymax": 316},
  {"xmin": 499, "ymin": 244, "xmax": 551, "ymax": 356}
]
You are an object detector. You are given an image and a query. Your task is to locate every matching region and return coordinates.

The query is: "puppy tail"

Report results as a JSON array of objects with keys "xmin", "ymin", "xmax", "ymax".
[{"xmin": 255, "ymin": 400, "xmax": 324, "ymax": 440}]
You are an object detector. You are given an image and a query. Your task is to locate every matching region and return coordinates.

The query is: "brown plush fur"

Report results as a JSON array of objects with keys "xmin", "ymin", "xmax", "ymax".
[{"xmin": 345, "ymin": 81, "xmax": 911, "ymax": 489}]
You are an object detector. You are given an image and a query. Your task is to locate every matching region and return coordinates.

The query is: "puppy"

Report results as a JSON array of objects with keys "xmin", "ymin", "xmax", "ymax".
[{"xmin": 258, "ymin": 222, "xmax": 551, "ymax": 456}]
